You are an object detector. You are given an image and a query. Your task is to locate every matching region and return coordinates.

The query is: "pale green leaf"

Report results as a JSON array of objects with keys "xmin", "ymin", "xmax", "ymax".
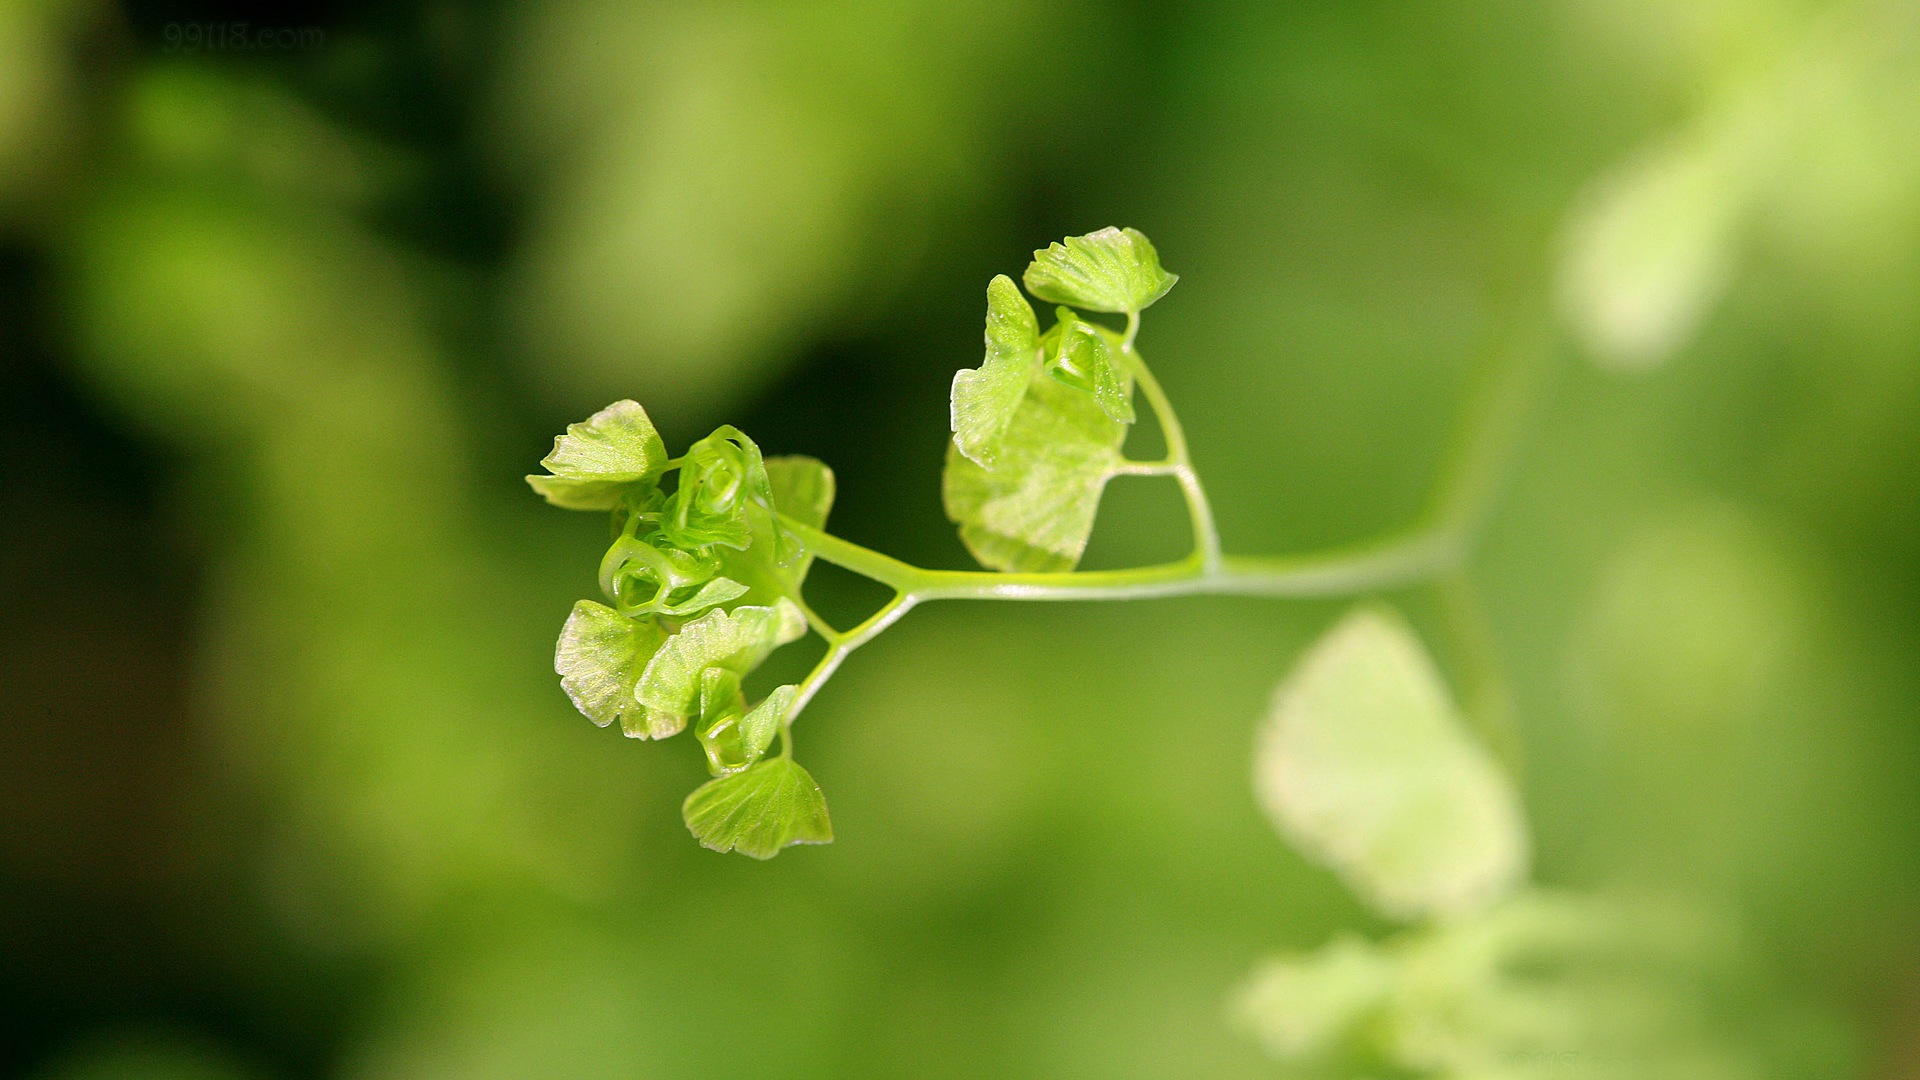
[
  {"xmin": 1558, "ymin": 134, "xmax": 1748, "ymax": 372},
  {"xmin": 1022, "ymin": 227, "xmax": 1177, "ymax": 314},
  {"xmin": 1255, "ymin": 606, "xmax": 1529, "ymax": 921},
  {"xmin": 950, "ymin": 274, "xmax": 1042, "ymax": 467},
  {"xmin": 634, "ymin": 600, "xmax": 806, "ymax": 733},
  {"xmin": 739, "ymin": 684, "xmax": 797, "ymax": 765},
  {"xmin": 942, "ymin": 363, "xmax": 1128, "ymax": 572},
  {"xmin": 682, "ymin": 757, "xmax": 833, "ymax": 859},
  {"xmin": 526, "ymin": 400, "xmax": 669, "ymax": 509},
  {"xmin": 553, "ymin": 600, "xmax": 671, "ymax": 739},
  {"xmin": 1232, "ymin": 935, "xmax": 1396, "ymax": 1063}
]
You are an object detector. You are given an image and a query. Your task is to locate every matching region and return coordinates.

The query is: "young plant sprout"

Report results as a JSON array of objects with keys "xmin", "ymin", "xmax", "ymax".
[{"xmin": 529, "ymin": 227, "xmax": 1531, "ymax": 865}]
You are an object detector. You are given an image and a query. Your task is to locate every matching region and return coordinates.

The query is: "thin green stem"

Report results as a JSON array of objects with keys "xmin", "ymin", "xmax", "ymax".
[
  {"xmin": 784, "ymin": 592, "xmax": 915, "ymax": 726},
  {"xmin": 1126, "ymin": 346, "xmax": 1222, "ymax": 572},
  {"xmin": 770, "ymin": 303, "xmax": 1547, "ymax": 727},
  {"xmin": 789, "ymin": 591, "xmax": 844, "ymax": 643}
]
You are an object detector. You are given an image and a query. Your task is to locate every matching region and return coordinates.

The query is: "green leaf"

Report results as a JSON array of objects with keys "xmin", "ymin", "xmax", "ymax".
[
  {"xmin": 661, "ymin": 424, "xmax": 774, "ymax": 550},
  {"xmin": 634, "ymin": 600, "xmax": 806, "ymax": 734},
  {"xmin": 765, "ymin": 456, "xmax": 835, "ymax": 531},
  {"xmin": 738, "ymin": 684, "xmax": 797, "ymax": 765},
  {"xmin": 1232, "ymin": 935, "xmax": 1396, "ymax": 1063},
  {"xmin": 682, "ymin": 757, "xmax": 833, "ymax": 859},
  {"xmin": 942, "ymin": 361, "xmax": 1128, "ymax": 572},
  {"xmin": 526, "ymin": 400, "xmax": 670, "ymax": 510},
  {"xmin": 598, "ymin": 531, "xmax": 745, "ymax": 617},
  {"xmin": 950, "ymin": 274, "xmax": 1042, "ymax": 467},
  {"xmin": 695, "ymin": 677, "xmax": 794, "ymax": 775},
  {"xmin": 553, "ymin": 600, "xmax": 671, "ymax": 739},
  {"xmin": 1046, "ymin": 307, "xmax": 1135, "ymax": 424},
  {"xmin": 694, "ymin": 667, "xmax": 748, "ymax": 773},
  {"xmin": 1255, "ymin": 606, "xmax": 1529, "ymax": 921},
  {"xmin": 1022, "ymin": 227, "xmax": 1177, "ymax": 314}
]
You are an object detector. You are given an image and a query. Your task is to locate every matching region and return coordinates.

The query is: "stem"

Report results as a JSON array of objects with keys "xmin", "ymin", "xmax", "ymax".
[
  {"xmin": 784, "ymin": 592, "xmax": 915, "ymax": 727},
  {"xmin": 1127, "ymin": 345, "xmax": 1223, "ymax": 572},
  {"xmin": 770, "ymin": 305, "xmax": 1546, "ymax": 726},
  {"xmin": 782, "ymin": 518, "xmax": 1456, "ymax": 603}
]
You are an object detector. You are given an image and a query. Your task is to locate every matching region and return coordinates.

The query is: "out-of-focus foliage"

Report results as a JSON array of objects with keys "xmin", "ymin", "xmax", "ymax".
[
  {"xmin": 488, "ymin": 0, "xmax": 1109, "ymax": 416},
  {"xmin": 1254, "ymin": 606, "xmax": 1529, "ymax": 923},
  {"xmin": 3, "ymin": 1, "xmax": 1919, "ymax": 1079}
]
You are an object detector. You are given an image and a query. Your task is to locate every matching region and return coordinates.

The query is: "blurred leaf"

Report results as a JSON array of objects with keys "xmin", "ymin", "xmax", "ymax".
[
  {"xmin": 941, "ymin": 362, "xmax": 1128, "ymax": 572},
  {"xmin": 493, "ymin": 0, "xmax": 1080, "ymax": 414},
  {"xmin": 554, "ymin": 600, "xmax": 669, "ymax": 737},
  {"xmin": 950, "ymin": 273, "xmax": 1041, "ymax": 467},
  {"xmin": 1023, "ymin": 227, "xmax": 1177, "ymax": 314},
  {"xmin": 682, "ymin": 756, "xmax": 832, "ymax": 859},
  {"xmin": 1233, "ymin": 891, "xmax": 1816, "ymax": 1078},
  {"xmin": 634, "ymin": 600, "xmax": 806, "ymax": 733},
  {"xmin": 526, "ymin": 399, "xmax": 671, "ymax": 510},
  {"xmin": 1255, "ymin": 606, "xmax": 1529, "ymax": 921},
  {"xmin": 1559, "ymin": 132, "xmax": 1751, "ymax": 371},
  {"xmin": 1231, "ymin": 935, "xmax": 1394, "ymax": 1062}
]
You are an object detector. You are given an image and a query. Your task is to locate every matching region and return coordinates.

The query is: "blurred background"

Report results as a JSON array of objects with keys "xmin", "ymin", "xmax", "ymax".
[{"xmin": 3, "ymin": 0, "xmax": 1919, "ymax": 1076}]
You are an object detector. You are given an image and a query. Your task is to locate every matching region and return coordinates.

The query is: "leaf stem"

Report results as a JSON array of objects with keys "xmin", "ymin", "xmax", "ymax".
[
  {"xmin": 1126, "ymin": 346, "xmax": 1222, "ymax": 572},
  {"xmin": 772, "ymin": 305, "xmax": 1547, "ymax": 726},
  {"xmin": 784, "ymin": 592, "xmax": 916, "ymax": 727}
]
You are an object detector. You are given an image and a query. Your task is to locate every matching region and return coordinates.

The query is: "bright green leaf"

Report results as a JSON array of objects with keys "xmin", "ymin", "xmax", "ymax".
[
  {"xmin": 942, "ymin": 364, "xmax": 1128, "ymax": 572},
  {"xmin": 526, "ymin": 399, "xmax": 670, "ymax": 510},
  {"xmin": 553, "ymin": 600, "xmax": 671, "ymax": 739},
  {"xmin": 1255, "ymin": 606, "xmax": 1529, "ymax": 921},
  {"xmin": 1022, "ymin": 227, "xmax": 1177, "ymax": 314},
  {"xmin": 634, "ymin": 600, "xmax": 806, "ymax": 733},
  {"xmin": 738, "ymin": 684, "xmax": 797, "ymax": 765},
  {"xmin": 661, "ymin": 424, "xmax": 774, "ymax": 550},
  {"xmin": 950, "ymin": 274, "xmax": 1042, "ymax": 467},
  {"xmin": 1046, "ymin": 307, "xmax": 1135, "ymax": 424},
  {"xmin": 682, "ymin": 756, "xmax": 833, "ymax": 859}
]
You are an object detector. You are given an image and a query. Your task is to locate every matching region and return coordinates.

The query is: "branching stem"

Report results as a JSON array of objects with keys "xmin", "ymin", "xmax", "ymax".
[{"xmin": 775, "ymin": 314, "xmax": 1545, "ymax": 729}]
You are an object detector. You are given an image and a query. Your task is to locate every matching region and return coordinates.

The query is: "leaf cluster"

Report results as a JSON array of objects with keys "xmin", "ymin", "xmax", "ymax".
[
  {"xmin": 528, "ymin": 401, "xmax": 833, "ymax": 858},
  {"xmin": 944, "ymin": 227, "xmax": 1176, "ymax": 572}
]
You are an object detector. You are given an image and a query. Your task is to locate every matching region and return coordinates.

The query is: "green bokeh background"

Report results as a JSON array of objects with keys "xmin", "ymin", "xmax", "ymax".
[{"xmin": 3, "ymin": 1, "xmax": 1918, "ymax": 1077}]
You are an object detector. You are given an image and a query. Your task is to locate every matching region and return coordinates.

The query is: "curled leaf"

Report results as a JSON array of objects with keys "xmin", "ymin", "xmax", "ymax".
[
  {"xmin": 598, "ymin": 530, "xmax": 746, "ymax": 617},
  {"xmin": 1023, "ymin": 227, "xmax": 1177, "ymax": 314},
  {"xmin": 682, "ymin": 757, "xmax": 833, "ymax": 859},
  {"xmin": 526, "ymin": 400, "xmax": 670, "ymax": 510},
  {"xmin": 950, "ymin": 274, "xmax": 1042, "ymax": 467},
  {"xmin": 662, "ymin": 424, "xmax": 774, "ymax": 550},
  {"xmin": 1046, "ymin": 307, "xmax": 1134, "ymax": 423}
]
